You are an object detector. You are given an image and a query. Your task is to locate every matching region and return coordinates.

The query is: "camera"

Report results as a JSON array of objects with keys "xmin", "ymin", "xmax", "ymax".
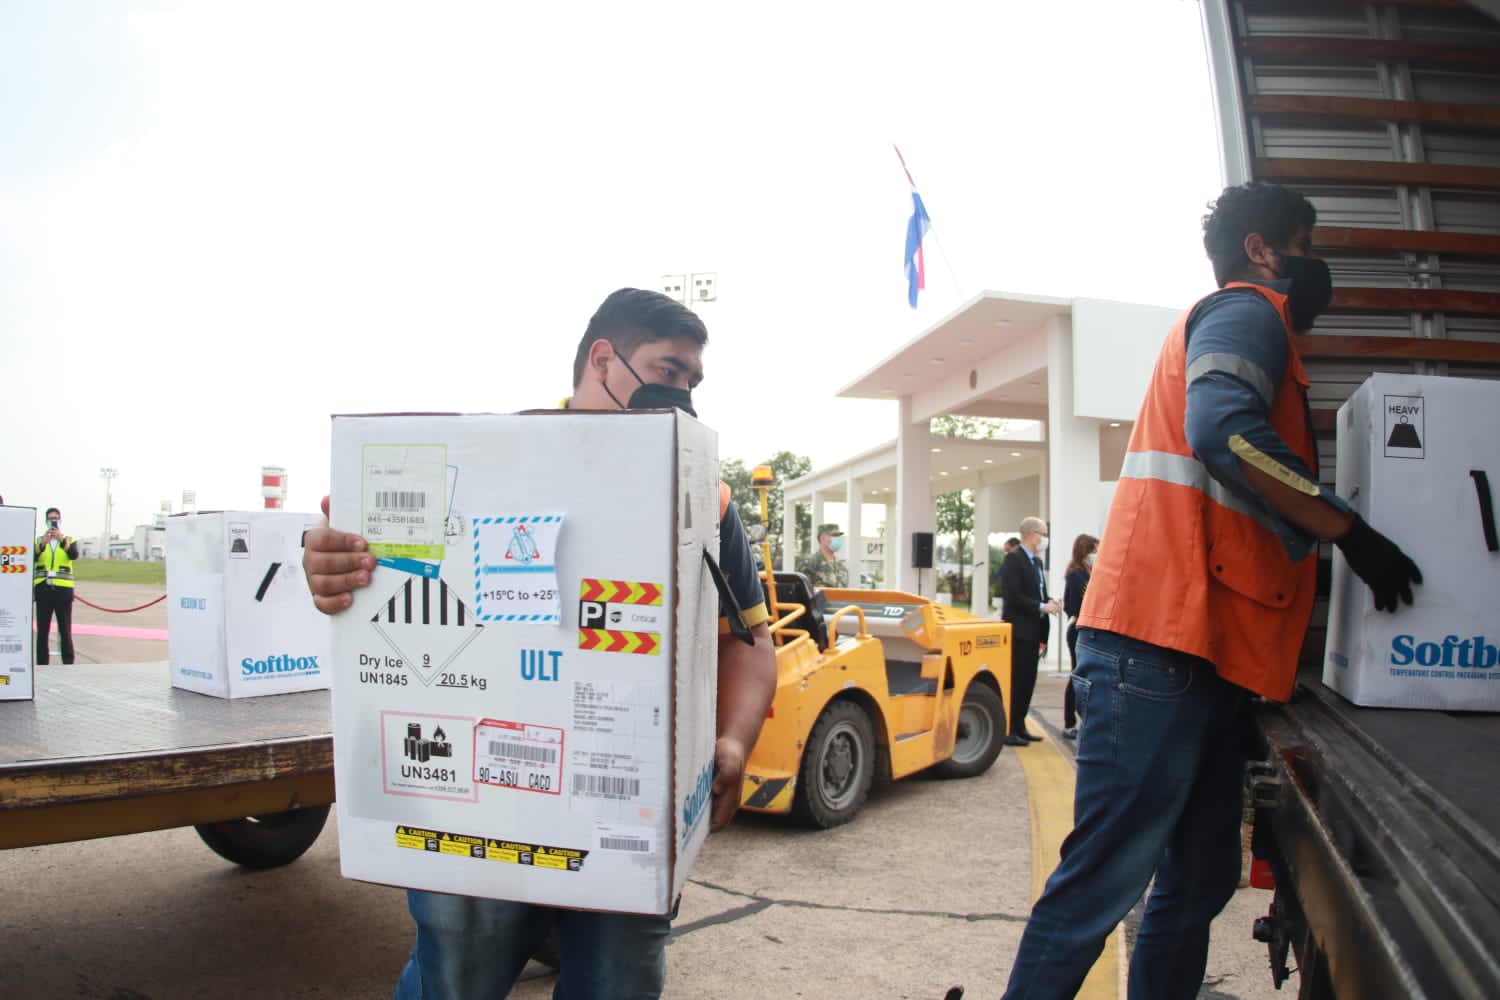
[{"xmin": 48, "ymin": 519, "xmax": 59, "ymax": 530}]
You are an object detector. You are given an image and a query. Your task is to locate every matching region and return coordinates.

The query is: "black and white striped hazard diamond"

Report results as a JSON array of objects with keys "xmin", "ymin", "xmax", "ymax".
[{"xmin": 371, "ymin": 576, "xmax": 484, "ymax": 686}]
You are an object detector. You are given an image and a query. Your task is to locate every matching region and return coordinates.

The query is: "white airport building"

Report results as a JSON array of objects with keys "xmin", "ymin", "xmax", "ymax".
[{"xmin": 782, "ymin": 290, "xmax": 1179, "ymax": 614}]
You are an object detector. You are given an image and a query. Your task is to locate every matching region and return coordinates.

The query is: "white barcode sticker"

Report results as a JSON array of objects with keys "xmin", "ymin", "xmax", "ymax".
[
  {"xmin": 572, "ymin": 772, "xmax": 642, "ymax": 800},
  {"xmin": 595, "ymin": 823, "xmax": 654, "ymax": 854},
  {"xmin": 362, "ymin": 444, "xmax": 447, "ymax": 559},
  {"xmin": 475, "ymin": 718, "xmax": 564, "ymax": 796}
]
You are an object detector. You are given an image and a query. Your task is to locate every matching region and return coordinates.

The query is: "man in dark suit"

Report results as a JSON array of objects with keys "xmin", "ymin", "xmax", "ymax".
[{"xmin": 999, "ymin": 516, "xmax": 1060, "ymax": 746}]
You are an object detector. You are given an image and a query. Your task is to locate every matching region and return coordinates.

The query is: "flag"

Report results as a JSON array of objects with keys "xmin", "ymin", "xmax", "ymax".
[
  {"xmin": 895, "ymin": 145, "xmax": 930, "ymax": 309},
  {"xmin": 904, "ymin": 191, "xmax": 930, "ymax": 309}
]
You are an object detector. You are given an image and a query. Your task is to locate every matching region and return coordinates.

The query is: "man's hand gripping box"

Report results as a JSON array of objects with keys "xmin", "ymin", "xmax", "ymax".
[
  {"xmin": 328, "ymin": 410, "xmax": 720, "ymax": 915},
  {"xmin": 1325, "ymin": 373, "xmax": 1500, "ymax": 710},
  {"xmin": 167, "ymin": 511, "xmax": 332, "ymax": 698}
]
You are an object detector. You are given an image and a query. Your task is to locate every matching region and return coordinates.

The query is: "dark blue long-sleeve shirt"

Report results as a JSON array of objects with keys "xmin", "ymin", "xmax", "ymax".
[{"xmin": 1181, "ymin": 281, "xmax": 1348, "ymax": 562}]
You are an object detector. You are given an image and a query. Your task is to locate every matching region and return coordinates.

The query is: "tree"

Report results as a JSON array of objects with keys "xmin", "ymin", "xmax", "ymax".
[
  {"xmin": 720, "ymin": 450, "xmax": 812, "ymax": 566},
  {"xmin": 935, "ymin": 489, "xmax": 974, "ymax": 602}
]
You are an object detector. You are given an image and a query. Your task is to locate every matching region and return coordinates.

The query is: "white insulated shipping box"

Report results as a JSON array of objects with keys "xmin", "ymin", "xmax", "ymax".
[
  {"xmin": 167, "ymin": 511, "xmax": 332, "ymax": 698},
  {"xmin": 0, "ymin": 505, "xmax": 36, "ymax": 701},
  {"xmin": 1325, "ymin": 374, "xmax": 1500, "ymax": 710},
  {"xmin": 328, "ymin": 410, "xmax": 720, "ymax": 915}
]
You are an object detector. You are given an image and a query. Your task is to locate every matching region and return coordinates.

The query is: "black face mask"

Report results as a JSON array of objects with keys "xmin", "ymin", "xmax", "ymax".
[
  {"xmin": 604, "ymin": 346, "xmax": 698, "ymax": 418},
  {"xmin": 627, "ymin": 381, "xmax": 696, "ymax": 417},
  {"xmin": 1270, "ymin": 251, "xmax": 1333, "ymax": 333}
]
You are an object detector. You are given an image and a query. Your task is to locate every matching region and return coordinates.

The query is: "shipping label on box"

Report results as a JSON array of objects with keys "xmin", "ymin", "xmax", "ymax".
[
  {"xmin": 0, "ymin": 505, "xmax": 36, "ymax": 701},
  {"xmin": 1325, "ymin": 374, "xmax": 1500, "ymax": 710},
  {"xmin": 329, "ymin": 410, "xmax": 720, "ymax": 915},
  {"xmin": 167, "ymin": 511, "xmax": 332, "ymax": 698}
]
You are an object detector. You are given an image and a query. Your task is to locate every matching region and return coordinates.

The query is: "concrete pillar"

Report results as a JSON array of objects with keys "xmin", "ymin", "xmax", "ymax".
[
  {"xmin": 781, "ymin": 497, "xmax": 797, "ymax": 572},
  {"xmin": 971, "ymin": 480, "xmax": 994, "ymax": 615},
  {"xmin": 1045, "ymin": 313, "xmax": 1104, "ymax": 669},
  {"xmin": 811, "ymin": 493, "xmax": 826, "ymax": 558},
  {"xmin": 844, "ymin": 475, "xmax": 863, "ymax": 587},
  {"xmin": 896, "ymin": 397, "xmax": 933, "ymax": 594},
  {"xmin": 882, "ymin": 502, "xmax": 896, "ymax": 588}
]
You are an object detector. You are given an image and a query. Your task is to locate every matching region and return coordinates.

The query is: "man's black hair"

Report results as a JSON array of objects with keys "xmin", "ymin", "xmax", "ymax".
[
  {"xmin": 45, "ymin": 507, "xmax": 60, "ymax": 519},
  {"xmin": 571, "ymin": 288, "xmax": 709, "ymax": 389},
  {"xmin": 1201, "ymin": 182, "xmax": 1317, "ymax": 286}
]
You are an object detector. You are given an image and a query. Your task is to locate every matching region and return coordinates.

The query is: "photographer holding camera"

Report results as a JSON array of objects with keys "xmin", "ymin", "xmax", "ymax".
[{"xmin": 35, "ymin": 506, "xmax": 81, "ymax": 665}]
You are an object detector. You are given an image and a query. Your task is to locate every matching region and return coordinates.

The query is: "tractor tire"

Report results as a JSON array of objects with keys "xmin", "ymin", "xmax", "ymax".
[
  {"xmin": 194, "ymin": 803, "xmax": 332, "ymax": 870},
  {"xmin": 793, "ymin": 700, "xmax": 876, "ymax": 828},
  {"xmin": 934, "ymin": 683, "xmax": 1006, "ymax": 779}
]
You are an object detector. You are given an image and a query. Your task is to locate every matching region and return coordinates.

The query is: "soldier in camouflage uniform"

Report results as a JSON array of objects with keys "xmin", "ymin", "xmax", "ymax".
[{"xmin": 798, "ymin": 523, "xmax": 848, "ymax": 588}]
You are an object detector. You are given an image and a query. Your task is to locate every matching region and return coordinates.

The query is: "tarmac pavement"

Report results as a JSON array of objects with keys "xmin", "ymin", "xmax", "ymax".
[{"xmin": 5, "ymin": 583, "xmax": 1287, "ymax": 999}]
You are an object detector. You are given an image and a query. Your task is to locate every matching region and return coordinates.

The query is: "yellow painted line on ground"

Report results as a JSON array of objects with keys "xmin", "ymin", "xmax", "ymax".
[{"xmin": 1016, "ymin": 718, "xmax": 1122, "ymax": 1000}]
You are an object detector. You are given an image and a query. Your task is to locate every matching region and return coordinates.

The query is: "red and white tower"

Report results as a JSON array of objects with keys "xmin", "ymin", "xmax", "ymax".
[{"xmin": 261, "ymin": 466, "xmax": 287, "ymax": 510}]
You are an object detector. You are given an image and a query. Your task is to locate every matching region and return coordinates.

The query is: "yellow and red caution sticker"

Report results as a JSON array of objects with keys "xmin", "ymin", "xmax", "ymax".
[
  {"xmin": 578, "ymin": 629, "xmax": 660, "ymax": 655},
  {"xmin": 579, "ymin": 579, "xmax": 662, "ymax": 605},
  {"xmin": 393, "ymin": 824, "xmax": 587, "ymax": 871},
  {"xmin": 577, "ymin": 578, "xmax": 664, "ymax": 655},
  {"xmin": 0, "ymin": 545, "xmax": 28, "ymax": 574}
]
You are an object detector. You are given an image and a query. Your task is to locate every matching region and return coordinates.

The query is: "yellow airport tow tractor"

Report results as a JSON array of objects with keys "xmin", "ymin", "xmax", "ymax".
[{"xmin": 737, "ymin": 465, "xmax": 1014, "ymax": 827}]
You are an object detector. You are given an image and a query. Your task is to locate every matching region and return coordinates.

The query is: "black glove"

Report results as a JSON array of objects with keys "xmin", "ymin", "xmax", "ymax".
[{"xmin": 1334, "ymin": 514, "xmax": 1422, "ymax": 613}]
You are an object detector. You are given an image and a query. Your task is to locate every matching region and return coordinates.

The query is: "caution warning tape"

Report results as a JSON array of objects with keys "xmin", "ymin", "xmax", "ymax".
[{"xmin": 393, "ymin": 825, "xmax": 587, "ymax": 871}]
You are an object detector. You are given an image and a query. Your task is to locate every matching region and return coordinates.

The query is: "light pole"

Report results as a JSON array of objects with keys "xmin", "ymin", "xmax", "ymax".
[{"xmin": 100, "ymin": 468, "xmax": 117, "ymax": 560}]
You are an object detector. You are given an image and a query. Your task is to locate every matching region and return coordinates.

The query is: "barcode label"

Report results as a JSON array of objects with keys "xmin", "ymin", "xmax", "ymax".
[
  {"xmin": 600, "ymin": 835, "xmax": 651, "ymax": 852},
  {"xmin": 489, "ymin": 740, "xmax": 557, "ymax": 764},
  {"xmin": 0, "ymin": 642, "xmax": 21, "ymax": 653},
  {"xmin": 374, "ymin": 490, "xmax": 427, "ymax": 510},
  {"xmin": 573, "ymin": 773, "xmax": 641, "ymax": 800}
]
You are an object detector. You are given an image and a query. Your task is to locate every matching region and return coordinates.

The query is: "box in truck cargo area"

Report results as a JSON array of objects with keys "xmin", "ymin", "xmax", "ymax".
[{"xmin": 1325, "ymin": 373, "xmax": 1500, "ymax": 710}]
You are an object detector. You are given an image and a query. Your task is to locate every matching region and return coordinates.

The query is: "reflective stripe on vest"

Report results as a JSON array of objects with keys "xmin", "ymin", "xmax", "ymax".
[{"xmin": 1118, "ymin": 450, "xmax": 1282, "ymax": 536}]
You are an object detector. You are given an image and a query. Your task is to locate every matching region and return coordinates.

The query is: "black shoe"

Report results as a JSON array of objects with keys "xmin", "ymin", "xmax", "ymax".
[
  {"xmin": 1004, "ymin": 734, "xmax": 1030, "ymax": 747},
  {"xmin": 1019, "ymin": 730, "xmax": 1044, "ymax": 742}
]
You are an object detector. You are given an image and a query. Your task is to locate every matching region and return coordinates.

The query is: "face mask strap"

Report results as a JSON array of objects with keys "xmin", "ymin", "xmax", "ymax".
[{"xmin": 599, "ymin": 342, "xmax": 647, "ymax": 411}]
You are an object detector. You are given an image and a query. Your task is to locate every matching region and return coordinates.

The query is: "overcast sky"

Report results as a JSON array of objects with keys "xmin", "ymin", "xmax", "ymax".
[{"xmin": 1, "ymin": 0, "xmax": 1225, "ymax": 540}]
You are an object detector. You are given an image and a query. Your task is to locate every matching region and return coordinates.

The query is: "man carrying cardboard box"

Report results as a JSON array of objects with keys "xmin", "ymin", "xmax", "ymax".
[{"xmin": 305, "ymin": 288, "xmax": 776, "ymax": 1000}]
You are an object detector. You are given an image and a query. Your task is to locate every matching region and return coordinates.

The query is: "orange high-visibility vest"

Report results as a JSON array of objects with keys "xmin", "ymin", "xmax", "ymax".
[{"xmin": 1078, "ymin": 283, "xmax": 1317, "ymax": 702}]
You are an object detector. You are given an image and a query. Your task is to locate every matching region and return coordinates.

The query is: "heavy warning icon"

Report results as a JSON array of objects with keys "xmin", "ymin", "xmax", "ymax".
[{"xmin": 1383, "ymin": 395, "xmax": 1425, "ymax": 459}]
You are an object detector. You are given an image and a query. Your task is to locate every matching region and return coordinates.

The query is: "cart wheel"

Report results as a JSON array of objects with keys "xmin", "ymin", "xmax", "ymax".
[
  {"xmin": 194, "ymin": 804, "xmax": 332, "ymax": 869},
  {"xmin": 793, "ymin": 700, "xmax": 876, "ymax": 828},
  {"xmin": 934, "ymin": 683, "xmax": 1006, "ymax": 779}
]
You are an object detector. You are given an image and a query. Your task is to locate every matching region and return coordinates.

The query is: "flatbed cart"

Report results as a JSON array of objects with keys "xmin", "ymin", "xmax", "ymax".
[{"xmin": 0, "ymin": 662, "xmax": 334, "ymax": 869}]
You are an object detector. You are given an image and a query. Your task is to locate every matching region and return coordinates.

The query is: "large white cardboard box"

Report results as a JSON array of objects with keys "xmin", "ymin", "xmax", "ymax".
[
  {"xmin": 328, "ymin": 410, "xmax": 720, "ymax": 915},
  {"xmin": 1, "ymin": 505, "xmax": 36, "ymax": 701},
  {"xmin": 1325, "ymin": 373, "xmax": 1500, "ymax": 709},
  {"xmin": 167, "ymin": 511, "xmax": 331, "ymax": 698}
]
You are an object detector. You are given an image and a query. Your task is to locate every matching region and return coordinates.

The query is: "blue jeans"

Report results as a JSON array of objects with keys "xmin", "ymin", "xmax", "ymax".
[
  {"xmin": 394, "ymin": 890, "xmax": 671, "ymax": 1000},
  {"xmin": 1002, "ymin": 628, "xmax": 1250, "ymax": 1000}
]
